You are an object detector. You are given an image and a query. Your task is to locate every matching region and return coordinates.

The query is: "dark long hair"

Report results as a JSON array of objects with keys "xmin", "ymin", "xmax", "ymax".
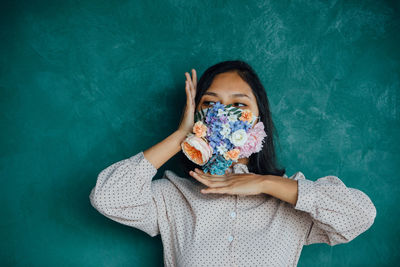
[{"xmin": 178, "ymin": 60, "xmax": 286, "ymax": 177}]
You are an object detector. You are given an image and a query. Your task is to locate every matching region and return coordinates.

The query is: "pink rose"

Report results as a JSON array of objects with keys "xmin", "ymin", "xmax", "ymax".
[{"xmin": 238, "ymin": 122, "xmax": 267, "ymax": 158}]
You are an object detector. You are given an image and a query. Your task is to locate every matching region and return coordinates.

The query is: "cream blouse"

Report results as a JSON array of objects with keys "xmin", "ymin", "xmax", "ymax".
[{"xmin": 89, "ymin": 151, "xmax": 376, "ymax": 267}]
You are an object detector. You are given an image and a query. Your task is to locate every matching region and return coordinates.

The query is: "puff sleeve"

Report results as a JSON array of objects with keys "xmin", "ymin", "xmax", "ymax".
[
  {"xmin": 293, "ymin": 172, "xmax": 377, "ymax": 246},
  {"xmin": 89, "ymin": 151, "xmax": 160, "ymax": 237}
]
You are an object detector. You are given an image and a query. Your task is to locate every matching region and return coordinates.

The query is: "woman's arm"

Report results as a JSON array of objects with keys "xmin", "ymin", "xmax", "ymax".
[
  {"xmin": 143, "ymin": 130, "xmax": 188, "ymax": 169},
  {"xmin": 89, "ymin": 130, "xmax": 186, "ymax": 237},
  {"xmin": 262, "ymin": 172, "xmax": 377, "ymax": 246},
  {"xmin": 261, "ymin": 174, "xmax": 299, "ymax": 205},
  {"xmin": 89, "ymin": 70, "xmax": 197, "ymax": 237},
  {"xmin": 89, "ymin": 150, "xmax": 159, "ymax": 237}
]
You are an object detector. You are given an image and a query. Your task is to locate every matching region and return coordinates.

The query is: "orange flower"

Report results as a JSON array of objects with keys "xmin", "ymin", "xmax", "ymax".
[
  {"xmin": 183, "ymin": 142, "xmax": 204, "ymax": 164},
  {"xmin": 239, "ymin": 109, "xmax": 253, "ymax": 123},
  {"xmin": 193, "ymin": 121, "xmax": 208, "ymax": 138},
  {"xmin": 224, "ymin": 148, "xmax": 240, "ymax": 161},
  {"xmin": 181, "ymin": 134, "xmax": 213, "ymax": 165}
]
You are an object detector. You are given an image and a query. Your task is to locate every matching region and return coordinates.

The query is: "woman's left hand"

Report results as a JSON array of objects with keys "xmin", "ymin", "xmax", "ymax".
[{"xmin": 189, "ymin": 168, "xmax": 268, "ymax": 196}]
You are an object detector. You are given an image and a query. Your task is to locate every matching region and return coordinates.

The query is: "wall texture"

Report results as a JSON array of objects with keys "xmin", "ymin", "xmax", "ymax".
[{"xmin": 1, "ymin": 0, "xmax": 399, "ymax": 266}]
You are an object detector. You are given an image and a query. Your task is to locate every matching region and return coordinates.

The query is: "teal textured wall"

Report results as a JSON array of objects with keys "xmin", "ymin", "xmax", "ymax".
[{"xmin": 1, "ymin": 0, "xmax": 399, "ymax": 266}]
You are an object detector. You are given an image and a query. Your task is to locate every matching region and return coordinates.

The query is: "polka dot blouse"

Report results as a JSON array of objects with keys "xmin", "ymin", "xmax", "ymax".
[{"xmin": 89, "ymin": 151, "xmax": 377, "ymax": 267}]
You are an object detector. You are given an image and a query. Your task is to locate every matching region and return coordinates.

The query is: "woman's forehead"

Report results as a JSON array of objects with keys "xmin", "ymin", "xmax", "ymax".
[{"xmin": 208, "ymin": 72, "xmax": 252, "ymax": 93}]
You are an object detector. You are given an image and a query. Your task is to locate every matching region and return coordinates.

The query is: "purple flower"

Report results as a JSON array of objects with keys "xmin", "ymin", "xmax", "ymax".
[{"xmin": 220, "ymin": 115, "xmax": 228, "ymax": 124}]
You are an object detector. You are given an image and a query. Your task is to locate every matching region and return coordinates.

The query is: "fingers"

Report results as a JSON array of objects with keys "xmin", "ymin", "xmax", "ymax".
[
  {"xmin": 191, "ymin": 69, "xmax": 197, "ymax": 92},
  {"xmin": 185, "ymin": 72, "xmax": 193, "ymax": 89},
  {"xmin": 185, "ymin": 70, "xmax": 196, "ymax": 98},
  {"xmin": 185, "ymin": 80, "xmax": 192, "ymax": 106},
  {"xmin": 194, "ymin": 168, "xmax": 227, "ymax": 181},
  {"xmin": 190, "ymin": 170, "xmax": 231, "ymax": 188},
  {"xmin": 190, "ymin": 168, "xmax": 233, "ymax": 186}
]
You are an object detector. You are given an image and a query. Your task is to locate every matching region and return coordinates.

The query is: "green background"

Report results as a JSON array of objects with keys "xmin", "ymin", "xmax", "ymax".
[{"xmin": 1, "ymin": 0, "xmax": 399, "ymax": 266}]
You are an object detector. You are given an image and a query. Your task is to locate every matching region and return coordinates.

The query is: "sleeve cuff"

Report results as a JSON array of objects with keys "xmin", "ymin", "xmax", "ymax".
[
  {"xmin": 294, "ymin": 178, "xmax": 315, "ymax": 213},
  {"xmin": 128, "ymin": 151, "xmax": 158, "ymax": 178}
]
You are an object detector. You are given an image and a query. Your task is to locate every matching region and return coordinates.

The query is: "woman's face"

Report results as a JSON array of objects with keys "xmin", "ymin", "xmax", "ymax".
[{"xmin": 197, "ymin": 71, "xmax": 259, "ymax": 125}]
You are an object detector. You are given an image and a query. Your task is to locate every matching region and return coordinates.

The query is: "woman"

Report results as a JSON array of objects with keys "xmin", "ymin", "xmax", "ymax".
[{"xmin": 89, "ymin": 60, "xmax": 376, "ymax": 267}]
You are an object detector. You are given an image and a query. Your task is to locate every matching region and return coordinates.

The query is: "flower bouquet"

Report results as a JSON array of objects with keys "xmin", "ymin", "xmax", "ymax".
[{"xmin": 181, "ymin": 101, "xmax": 267, "ymax": 175}]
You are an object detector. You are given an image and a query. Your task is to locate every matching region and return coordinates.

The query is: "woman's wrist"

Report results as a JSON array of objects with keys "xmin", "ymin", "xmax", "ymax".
[
  {"xmin": 175, "ymin": 129, "xmax": 189, "ymax": 141},
  {"xmin": 174, "ymin": 130, "xmax": 188, "ymax": 145}
]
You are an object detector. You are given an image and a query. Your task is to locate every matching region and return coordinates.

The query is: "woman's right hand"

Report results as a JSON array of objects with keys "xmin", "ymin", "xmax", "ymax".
[{"xmin": 177, "ymin": 69, "xmax": 197, "ymax": 135}]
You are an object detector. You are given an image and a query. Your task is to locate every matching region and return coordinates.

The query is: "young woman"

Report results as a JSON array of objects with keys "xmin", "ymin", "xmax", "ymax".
[{"xmin": 89, "ymin": 60, "xmax": 376, "ymax": 267}]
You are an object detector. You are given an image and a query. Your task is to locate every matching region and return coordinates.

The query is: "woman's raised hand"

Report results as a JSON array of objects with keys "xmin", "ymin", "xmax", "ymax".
[
  {"xmin": 177, "ymin": 69, "xmax": 197, "ymax": 135},
  {"xmin": 144, "ymin": 69, "xmax": 197, "ymax": 169}
]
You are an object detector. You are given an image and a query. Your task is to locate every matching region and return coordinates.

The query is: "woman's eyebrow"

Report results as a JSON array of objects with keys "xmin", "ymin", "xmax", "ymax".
[{"xmin": 203, "ymin": 91, "xmax": 250, "ymax": 99}]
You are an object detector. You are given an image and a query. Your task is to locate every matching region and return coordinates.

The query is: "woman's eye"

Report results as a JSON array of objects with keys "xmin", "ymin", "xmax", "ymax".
[
  {"xmin": 202, "ymin": 101, "xmax": 246, "ymax": 107},
  {"xmin": 202, "ymin": 101, "xmax": 216, "ymax": 106},
  {"xmin": 234, "ymin": 103, "xmax": 246, "ymax": 107}
]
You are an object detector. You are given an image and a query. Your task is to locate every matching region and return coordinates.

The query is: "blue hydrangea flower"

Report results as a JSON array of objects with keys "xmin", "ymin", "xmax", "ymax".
[{"xmin": 203, "ymin": 154, "xmax": 233, "ymax": 175}]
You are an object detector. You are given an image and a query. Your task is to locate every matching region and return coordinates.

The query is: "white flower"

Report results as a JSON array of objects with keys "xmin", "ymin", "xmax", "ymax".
[
  {"xmin": 227, "ymin": 114, "xmax": 237, "ymax": 122},
  {"xmin": 217, "ymin": 143, "xmax": 228, "ymax": 155},
  {"xmin": 230, "ymin": 129, "xmax": 248, "ymax": 146},
  {"xmin": 217, "ymin": 109, "xmax": 228, "ymax": 116},
  {"xmin": 220, "ymin": 123, "xmax": 231, "ymax": 139}
]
